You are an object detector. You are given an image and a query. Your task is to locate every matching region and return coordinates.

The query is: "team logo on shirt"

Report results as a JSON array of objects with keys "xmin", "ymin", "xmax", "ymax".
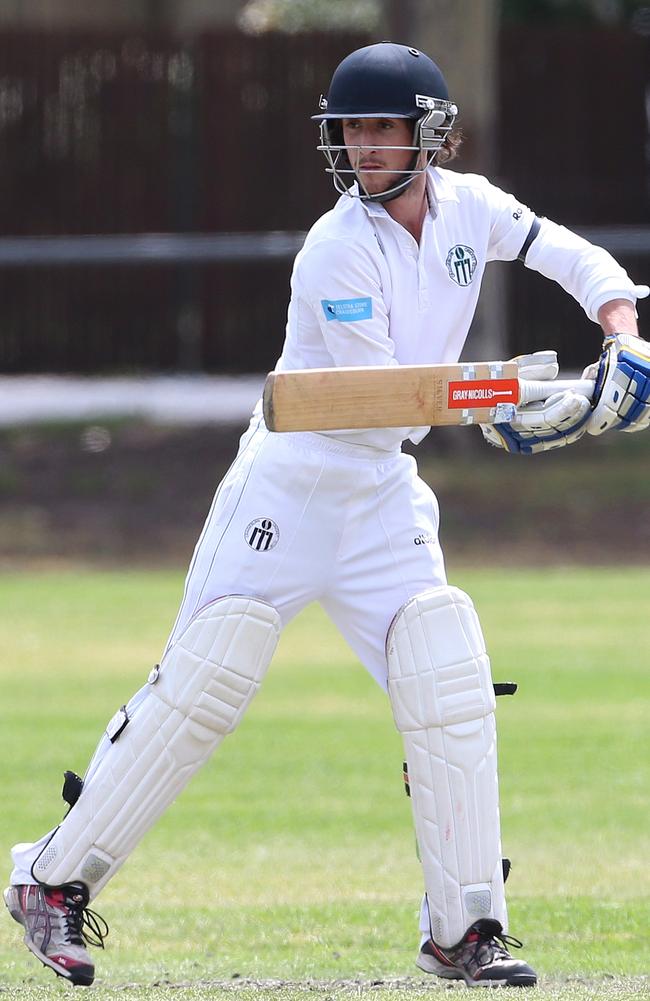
[
  {"xmin": 446, "ymin": 245, "xmax": 478, "ymax": 287},
  {"xmin": 245, "ymin": 518, "xmax": 279, "ymax": 552}
]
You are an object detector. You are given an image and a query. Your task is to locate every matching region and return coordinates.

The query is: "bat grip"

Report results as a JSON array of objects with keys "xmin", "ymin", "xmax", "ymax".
[{"xmin": 518, "ymin": 377, "xmax": 596, "ymax": 405}]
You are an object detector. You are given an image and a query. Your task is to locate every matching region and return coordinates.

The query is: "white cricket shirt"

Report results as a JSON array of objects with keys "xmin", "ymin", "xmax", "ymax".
[{"xmin": 272, "ymin": 166, "xmax": 647, "ymax": 451}]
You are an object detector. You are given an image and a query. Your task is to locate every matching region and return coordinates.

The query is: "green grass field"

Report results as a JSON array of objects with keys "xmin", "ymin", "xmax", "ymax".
[{"xmin": 0, "ymin": 568, "xmax": 649, "ymax": 1000}]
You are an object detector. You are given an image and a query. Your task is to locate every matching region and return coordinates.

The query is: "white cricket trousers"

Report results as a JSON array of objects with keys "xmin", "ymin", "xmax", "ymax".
[
  {"xmin": 166, "ymin": 416, "xmax": 448, "ymax": 687},
  {"xmin": 11, "ymin": 416, "xmax": 447, "ymax": 896}
]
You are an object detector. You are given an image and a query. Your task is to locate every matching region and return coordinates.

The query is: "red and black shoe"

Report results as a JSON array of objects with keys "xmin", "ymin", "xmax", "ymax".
[
  {"xmin": 4, "ymin": 882, "xmax": 108, "ymax": 986},
  {"xmin": 417, "ymin": 918, "xmax": 537, "ymax": 987}
]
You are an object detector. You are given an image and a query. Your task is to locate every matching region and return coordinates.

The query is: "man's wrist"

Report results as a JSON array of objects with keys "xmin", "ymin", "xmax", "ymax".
[{"xmin": 597, "ymin": 298, "xmax": 639, "ymax": 337}]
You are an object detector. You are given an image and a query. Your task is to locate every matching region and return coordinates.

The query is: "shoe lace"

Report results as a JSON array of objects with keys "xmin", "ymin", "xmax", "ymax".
[
  {"xmin": 468, "ymin": 922, "xmax": 523, "ymax": 966},
  {"xmin": 61, "ymin": 887, "xmax": 109, "ymax": 950}
]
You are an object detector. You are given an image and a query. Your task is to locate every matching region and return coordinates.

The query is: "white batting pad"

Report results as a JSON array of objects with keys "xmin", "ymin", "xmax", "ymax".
[
  {"xmin": 386, "ymin": 586, "xmax": 506, "ymax": 947},
  {"xmin": 32, "ymin": 595, "xmax": 281, "ymax": 896}
]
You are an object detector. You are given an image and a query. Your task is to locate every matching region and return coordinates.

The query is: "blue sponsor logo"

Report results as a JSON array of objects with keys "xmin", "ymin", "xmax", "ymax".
[{"xmin": 321, "ymin": 297, "xmax": 373, "ymax": 322}]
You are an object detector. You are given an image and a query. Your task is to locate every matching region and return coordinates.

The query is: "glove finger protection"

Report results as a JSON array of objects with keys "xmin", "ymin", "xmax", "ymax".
[
  {"xmin": 479, "ymin": 349, "xmax": 591, "ymax": 454},
  {"xmin": 510, "ymin": 349, "xmax": 559, "ymax": 381},
  {"xmin": 481, "ymin": 390, "xmax": 592, "ymax": 454},
  {"xmin": 586, "ymin": 333, "xmax": 650, "ymax": 435}
]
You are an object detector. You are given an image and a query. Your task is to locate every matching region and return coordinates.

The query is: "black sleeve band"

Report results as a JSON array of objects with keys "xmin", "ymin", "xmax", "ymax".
[{"xmin": 517, "ymin": 216, "xmax": 542, "ymax": 262}]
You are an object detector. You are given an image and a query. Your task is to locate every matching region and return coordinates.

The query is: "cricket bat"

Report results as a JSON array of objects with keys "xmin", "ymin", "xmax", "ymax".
[{"xmin": 263, "ymin": 362, "xmax": 595, "ymax": 432}]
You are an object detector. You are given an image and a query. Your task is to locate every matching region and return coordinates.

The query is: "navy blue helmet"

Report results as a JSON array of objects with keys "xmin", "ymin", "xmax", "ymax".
[{"xmin": 313, "ymin": 42, "xmax": 458, "ymax": 202}]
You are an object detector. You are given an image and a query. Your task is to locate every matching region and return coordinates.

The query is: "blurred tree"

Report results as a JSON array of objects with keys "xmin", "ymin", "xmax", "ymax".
[{"xmin": 238, "ymin": 0, "xmax": 379, "ymax": 32}]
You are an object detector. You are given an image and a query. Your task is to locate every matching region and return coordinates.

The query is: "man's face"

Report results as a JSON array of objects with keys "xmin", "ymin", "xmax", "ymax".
[{"xmin": 341, "ymin": 117, "xmax": 416, "ymax": 196}]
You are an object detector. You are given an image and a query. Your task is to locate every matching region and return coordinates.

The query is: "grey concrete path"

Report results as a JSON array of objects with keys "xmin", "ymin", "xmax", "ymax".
[{"xmin": 0, "ymin": 374, "xmax": 265, "ymax": 426}]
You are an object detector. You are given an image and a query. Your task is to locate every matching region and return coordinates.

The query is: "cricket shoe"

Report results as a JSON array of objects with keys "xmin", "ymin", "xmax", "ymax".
[
  {"xmin": 416, "ymin": 918, "xmax": 537, "ymax": 987},
  {"xmin": 4, "ymin": 882, "xmax": 108, "ymax": 986}
]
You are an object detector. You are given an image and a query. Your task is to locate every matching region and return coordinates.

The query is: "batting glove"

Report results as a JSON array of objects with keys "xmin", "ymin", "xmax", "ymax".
[
  {"xmin": 584, "ymin": 333, "xmax": 650, "ymax": 435},
  {"xmin": 480, "ymin": 350, "xmax": 592, "ymax": 455}
]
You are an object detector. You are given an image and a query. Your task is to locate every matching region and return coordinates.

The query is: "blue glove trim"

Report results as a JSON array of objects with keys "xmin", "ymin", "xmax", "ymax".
[
  {"xmin": 494, "ymin": 406, "xmax": 592, "ymax": 455},
  {"xmin": 593, "ymin": 348, "xmax": 610, "ymax": 404},
  {"xmin": 610, "ymin": 348, "xmax": 650, "ymax": 430},
  {"xmin": 489, "ymin": 423, "xmax": 528, "ymax": 454}
]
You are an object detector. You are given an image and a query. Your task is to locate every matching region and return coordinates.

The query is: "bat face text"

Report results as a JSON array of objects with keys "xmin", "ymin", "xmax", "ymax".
[{"xmin": 447, "ymin": 379, "xmax": 519, "ymax": 409}]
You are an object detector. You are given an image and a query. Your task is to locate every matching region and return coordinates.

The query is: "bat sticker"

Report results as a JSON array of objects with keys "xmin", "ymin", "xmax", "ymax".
[{"xmin": 447, "ymin": 379, "xmax": 519, "ymax": 409}]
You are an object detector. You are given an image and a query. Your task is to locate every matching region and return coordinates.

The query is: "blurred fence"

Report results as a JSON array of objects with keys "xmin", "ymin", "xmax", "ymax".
[
  {"xmin": 0, "ymin": 232, "xmax": 306, "ymax": 371},
  {"xmin": 0, "ymin": 30, "xmax": 362, "ymax": 373},
  {"xmin": 0, "ymin": 26, "xmax": 647, "ymax": 374},
  {"xmin": 498, "ymin": 26, "xmax": 650, "ymax": 366}
]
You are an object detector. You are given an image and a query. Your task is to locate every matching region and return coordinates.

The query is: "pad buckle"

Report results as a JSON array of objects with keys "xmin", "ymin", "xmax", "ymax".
[
  {"xmin": 62, "ymin": 770, "xmax": 84, "ymax": 810},
  {"xmin": 493, "ymin": 682, "xmax": 518, "ymax": 696},
  {"xmin": 106, "ymin": 705, "xmax": 129, "ymax": 743}
]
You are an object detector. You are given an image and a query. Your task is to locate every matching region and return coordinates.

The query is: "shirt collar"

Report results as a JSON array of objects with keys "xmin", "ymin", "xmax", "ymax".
[
  {"xmin": 358, "ymin": 166, "xmax": 458, "ymax": 222},
  {"xmin": 427, "ymin": 167, "xmax": 459, "ymax": 205},
  {"xmin": 356, "ymin": 186, "xmax": 387, "ymax": 219}
]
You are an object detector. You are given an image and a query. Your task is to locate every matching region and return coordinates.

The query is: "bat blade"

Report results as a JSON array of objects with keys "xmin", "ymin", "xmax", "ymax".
[{"xmin": 263, "ymin": 362, "xmax": 521, "ymax": 432}]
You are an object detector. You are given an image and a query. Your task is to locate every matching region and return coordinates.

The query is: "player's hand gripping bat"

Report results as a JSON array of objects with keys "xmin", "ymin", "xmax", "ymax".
[{"xmin": 262, "ymin": 361, "xmax": 595, "ymax": 432}]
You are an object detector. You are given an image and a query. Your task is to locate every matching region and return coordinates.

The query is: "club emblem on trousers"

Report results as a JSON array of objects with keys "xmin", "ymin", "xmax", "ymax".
[
  {"xmin": 245, "ymin": 517, "xmax": 279, "ymax": 552},
  {"xmin": 446, "ymin": 245, "xmax": 478, "ymax": 286}
]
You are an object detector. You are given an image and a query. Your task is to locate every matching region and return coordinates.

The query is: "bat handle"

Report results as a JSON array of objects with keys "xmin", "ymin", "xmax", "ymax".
[{"xmin": 518, "ymin": 377, "xmax": 596, "ymax": 405}]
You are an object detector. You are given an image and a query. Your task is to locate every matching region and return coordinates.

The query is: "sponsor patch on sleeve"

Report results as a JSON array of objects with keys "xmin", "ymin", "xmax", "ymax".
[{"xmin": 321, "ymin": 297, "xmax": 373, "ymax": 322}]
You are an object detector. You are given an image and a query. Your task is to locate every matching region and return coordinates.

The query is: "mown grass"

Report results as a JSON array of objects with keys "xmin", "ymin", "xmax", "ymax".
[{"xmin": 0, "ymin": 568, "xmax": 648, "ymax": 999}]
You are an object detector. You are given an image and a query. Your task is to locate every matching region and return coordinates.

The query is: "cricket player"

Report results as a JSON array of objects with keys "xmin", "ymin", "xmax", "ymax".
[{"xmin": 5, "ymin": 42, "xmax": 650, "ymax": 988}]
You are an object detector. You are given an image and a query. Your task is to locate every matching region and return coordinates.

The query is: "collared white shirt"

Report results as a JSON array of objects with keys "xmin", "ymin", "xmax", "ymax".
[{"xmin": 273, "ymin": 166, "xmax": 646, "ymax": 451}]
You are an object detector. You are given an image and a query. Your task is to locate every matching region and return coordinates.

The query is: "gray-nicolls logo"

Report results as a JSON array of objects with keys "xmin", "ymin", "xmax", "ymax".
[
  {"xmin": 245, "ymin": 517, "xmax": 279, "ymax": 552},
  {"xmin": 446, "ymin": 245, "xmax": 477, "ymax": 287}
]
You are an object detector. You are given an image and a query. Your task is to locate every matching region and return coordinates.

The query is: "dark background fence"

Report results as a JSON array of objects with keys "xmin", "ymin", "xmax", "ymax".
[
  {"xmin": 0, "ymin": 26, "xmax": 647, "ymax": 373},
  {"xmin": 498, "ymin": 26, "xmax": 649, "ymax": 365}
]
